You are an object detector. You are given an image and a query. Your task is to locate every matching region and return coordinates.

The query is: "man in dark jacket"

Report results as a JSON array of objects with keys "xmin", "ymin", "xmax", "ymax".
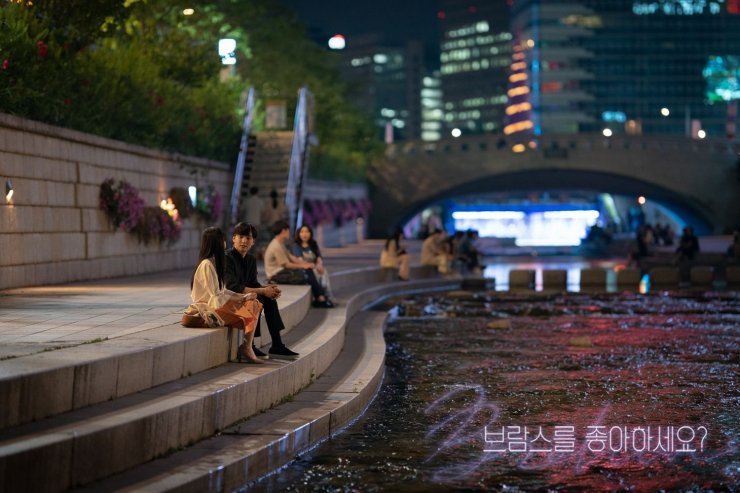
[{"xmin": 224, "ymin": 222, "xmax": 299, "ymax": 360}]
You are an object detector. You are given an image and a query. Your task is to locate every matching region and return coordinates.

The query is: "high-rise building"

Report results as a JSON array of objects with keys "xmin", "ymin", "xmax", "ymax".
[
  {"xmin": 338, "ymin": 35, "xmax": 424, "ymax": 141},
  {"xmin": 439, "ymin": 0, "xmax": 513, "ymax": 136},
  {"xmin": 421, "ymin": 71, "xmax": 444, "ymax": 141},
  {"xmin": 511, "ymin": 0, "xmax": 740, "ymax": 137}
]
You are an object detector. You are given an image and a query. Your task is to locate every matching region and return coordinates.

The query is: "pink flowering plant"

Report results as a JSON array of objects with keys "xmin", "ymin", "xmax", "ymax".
[
  {"xmin": 99, "ymin": 179, "xmax": 181, "ymax": 245},
  {"xmin": 99, "ymin": 179, "xmax": 145, "ymax": 232},
  {"xmin": 134, "ymin": 207, "xmax": 181, "ymax": 246}
]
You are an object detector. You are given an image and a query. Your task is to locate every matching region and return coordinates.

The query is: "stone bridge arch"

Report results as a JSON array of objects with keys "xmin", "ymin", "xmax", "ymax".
[{"xmin": 367, "ymin": 134, "xmax": 739, "ymax": 236}]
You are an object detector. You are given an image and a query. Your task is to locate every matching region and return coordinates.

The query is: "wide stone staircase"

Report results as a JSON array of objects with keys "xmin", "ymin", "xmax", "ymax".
[
  {"xmin": 238, "ymin": 131, "xmax": 294, "ymax": 213},
  {"xmin": 0, "ymin": 254, "xmax": 452, "ymax": 492}
]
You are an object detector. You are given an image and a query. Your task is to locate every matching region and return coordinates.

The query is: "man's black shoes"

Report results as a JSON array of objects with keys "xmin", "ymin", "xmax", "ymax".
[
  {"xmin": 269, "ymin": 346, "xmax": 300, "ymax": 360},
  {"xmin": 312, "ymin": 299, "xmax": 335, "ymax": 308},
  {"xmin": 252, "ymin": 345, "xmax": 269, "ymax": 359}
]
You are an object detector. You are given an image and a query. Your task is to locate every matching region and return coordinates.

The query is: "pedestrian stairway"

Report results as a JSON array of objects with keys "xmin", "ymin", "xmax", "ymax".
[{"xmin": 238, "ymin": 131, "xmax": 294, "ymax": 216}]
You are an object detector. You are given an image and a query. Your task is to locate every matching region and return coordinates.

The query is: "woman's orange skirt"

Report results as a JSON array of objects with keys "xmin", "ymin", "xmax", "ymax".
[{"xmin": 181, "ymin": 299, "xmax": 262, "ymax": 334}]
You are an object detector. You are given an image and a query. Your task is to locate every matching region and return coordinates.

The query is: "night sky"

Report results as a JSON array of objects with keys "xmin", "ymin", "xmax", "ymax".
[{"xmin": 278, "ymin": 0, "xmax": 441, "ymax": 47}]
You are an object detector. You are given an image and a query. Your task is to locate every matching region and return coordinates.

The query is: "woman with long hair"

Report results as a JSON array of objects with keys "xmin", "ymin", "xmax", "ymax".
[
  {"xmin": 182, "ymin": 227, "xmax": 264, "ymax": 364},
  {"xmin": 380, "ymin": 227, "xmax": 410, "ymax": 281},
  {"xmin": 293, "ymin": 224, "xmax": 333, "ymax": 300}
]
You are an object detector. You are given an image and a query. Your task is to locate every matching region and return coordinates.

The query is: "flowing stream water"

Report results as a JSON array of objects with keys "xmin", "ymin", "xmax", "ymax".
[{"xmin": 250, "ymin": 289, "xmax": 739, "ymax": 492}]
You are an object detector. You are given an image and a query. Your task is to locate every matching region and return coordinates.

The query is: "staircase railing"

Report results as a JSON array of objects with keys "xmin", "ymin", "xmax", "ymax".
[
  {"xmin": 286, "ymin": 86, "xmax": 314, "ymax": 232},
  {"xmin": 228, "ymin": 86, "xmax": 256, "ymax": 227}
]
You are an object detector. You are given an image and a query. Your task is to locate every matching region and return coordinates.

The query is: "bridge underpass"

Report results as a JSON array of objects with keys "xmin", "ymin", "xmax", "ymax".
[{"xmin": 367, "ymin": 133, "xmax": 740, "ymax": 237}]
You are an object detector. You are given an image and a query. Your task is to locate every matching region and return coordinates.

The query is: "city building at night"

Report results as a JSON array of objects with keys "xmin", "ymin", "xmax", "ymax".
[
  {"xmin": 439, "ymin": 0, "xmax": 513, "ymax": 136},
  {"xmin": 421, "ymin": 71, "xmax": 444, "ymax": 141},
  {"xmin": 510, "ymin": 0, "xmax": 740, "ymax": 137},
  {"xmin": 337, "ymin": 34, "xmax": 424, "ymax": 141}
]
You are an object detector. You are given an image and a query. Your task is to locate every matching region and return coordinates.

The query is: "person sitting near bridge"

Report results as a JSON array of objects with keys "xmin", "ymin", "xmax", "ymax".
[
  {"xmin": 457, "ymin": 229, "xmax": 483, "ymax": 276},
  {"xmin": 380, "ymin": 227, "xmax": 410, "ymax": 281},
  {"xmin": 627, "ymin": 224, "xmax": 654, "ymax": 267},
  {"xmin": 420, "ymin": 228, "xmax": 451, "ymax": 275},
  {"xmin": 674, "ymin": 226, "xmax": 700, "ymax": 264},
  {"xmin": 264, "ymin": 220, "xmax": 333, "ymax": 308}
]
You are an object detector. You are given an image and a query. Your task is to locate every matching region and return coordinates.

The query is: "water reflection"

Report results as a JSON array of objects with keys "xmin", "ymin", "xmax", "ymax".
[{"xmin": 250, "ymin": 290, "xmax": 739, "ymax": 492}]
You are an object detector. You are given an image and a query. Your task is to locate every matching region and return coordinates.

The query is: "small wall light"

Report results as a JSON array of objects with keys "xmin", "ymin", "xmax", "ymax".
[
  {"xmin": 5, "ymin": 180, "xmax": 13, "ymax": 202},
  {"xmin": 511, "ymin": 143, "xmax": 526, "ymax": 153}
]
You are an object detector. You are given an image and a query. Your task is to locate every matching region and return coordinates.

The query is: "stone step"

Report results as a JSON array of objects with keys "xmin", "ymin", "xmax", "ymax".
[
  {"xmin": 75, "ymin": 278, "xmax": 458, "ymax": 492},
  {"xmin": 0, "ymin": 286, "xmax": 337, "ymax": 493},
  {"xmin": 0, "ymin": 253, "xmax": 447, "ymax": 492},
  {"xmin": 254, "ymin": 131, "xmax": 294, "ymax": 142},
  {"xmin": 76, "ymin": 310, "xmax": 388, "ymax": 493},
  {"xmin": 0, "ymin": 286, "xmax": 310, "ymax": 431}
]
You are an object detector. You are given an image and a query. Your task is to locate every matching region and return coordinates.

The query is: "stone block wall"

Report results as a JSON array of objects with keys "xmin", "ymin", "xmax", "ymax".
[{"xmin": 0, "ymin": 113, "xmax": 232, "ymax": 290}]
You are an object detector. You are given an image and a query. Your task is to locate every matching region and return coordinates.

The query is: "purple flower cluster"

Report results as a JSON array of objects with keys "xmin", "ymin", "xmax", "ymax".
[
  {"xmin": 134, "ymin": 207, "xmax": 182, "ymax": 245},
  {"xmin": 302, "ymin": 198, "xmax": 372, "ymax": 228},
  {"xmin": 100, "ymin": 179, "xmax": 181, "ymax": 245},
  {"xmin": 158, "ymin": 209, "xmax": 182, "ymax": 244},
  {"xmin": 99, "ymin": 179, "xmax": 145, "ymax": 232}
]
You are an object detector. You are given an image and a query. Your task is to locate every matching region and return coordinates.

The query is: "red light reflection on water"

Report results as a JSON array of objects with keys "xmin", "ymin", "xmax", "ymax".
[{"xmin": 408, "ymin": 291, "xmax": 739, "ymax": 491}]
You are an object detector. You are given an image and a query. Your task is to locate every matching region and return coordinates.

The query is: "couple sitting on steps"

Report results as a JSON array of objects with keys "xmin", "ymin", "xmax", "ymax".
[{"xmin": 181, "ymin": 220, "xmax": 331, "ymax": 363}]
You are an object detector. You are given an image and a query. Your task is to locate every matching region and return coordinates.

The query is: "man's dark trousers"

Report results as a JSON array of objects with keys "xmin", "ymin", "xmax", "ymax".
[
  {"xmin": 256, "ymin": 294, "xmax": 286, "ymax": 348},
  {"xmin": 224, "ymin": 247, "xmax": 288, "ymax": 349}
]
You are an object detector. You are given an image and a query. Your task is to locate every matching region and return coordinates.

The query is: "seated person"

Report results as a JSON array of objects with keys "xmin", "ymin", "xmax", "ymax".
[
  {"xmin": 674, "ymin": 226, "xmax": 700, "ymax": 264},
  {"xmin": 293, "ymin": 224, "xmax": 333, "ymax": 301},
  {"xmin": 182, "ymin": 227, "xmax": 263, "ymax": 364},
  {"xmin": 225, "ymin": 222, "xmax": 299, "ymax": 360},
  {"xmin": 457, "ymin": 229, "xmax": 483, "ymax": 275},
  {"xmin": 264, "ymin": 220, "xmax": 333, "ymax": 308},
  {"xmin": 420, "ymin": 228, "xmax": 450, "ymax": 275},
  {"xmin": 380, "ymin": 227, "xmax": 410, "ymax": 281}
]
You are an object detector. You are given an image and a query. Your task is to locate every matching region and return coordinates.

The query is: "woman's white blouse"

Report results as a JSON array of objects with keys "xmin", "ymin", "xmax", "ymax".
[
  {"xmin": 380, "ymin": 241, "xmax": 405, "ymax": 268},
  {"xmin": 184, "ymin": 258, "xmax": 242, "ymax": 326}
]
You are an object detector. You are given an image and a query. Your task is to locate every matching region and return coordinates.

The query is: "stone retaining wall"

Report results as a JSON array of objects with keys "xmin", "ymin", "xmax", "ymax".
[{"xmin": 0, "ymin": 113, "xmax": 232, "ymax": 290}]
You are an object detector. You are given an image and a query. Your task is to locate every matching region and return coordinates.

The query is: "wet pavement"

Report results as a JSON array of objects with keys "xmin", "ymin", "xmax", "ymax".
[{"xmin": 252, "ymin": 289, "xmax": 739, "ymax": 492}]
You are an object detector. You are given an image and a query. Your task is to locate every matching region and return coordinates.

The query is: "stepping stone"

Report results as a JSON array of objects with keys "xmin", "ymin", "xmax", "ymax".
[
  {"xmin": 509, "ymin": 269, "xmax": 535, "ymax": 290},
  {"xmin": 649, "ymin": 267, "xmax": 680, "ymax": 286},
  {"xmin": 616, "ymin": 268, "xmax": 641, "ymax": 287},
  {"xmin": 690, "ymin": 266, "xmax": 714, "ymax": 286},
  {"xmin": 542, "ymin": 269, "xmax": 567, "ymax": 289},
  {"xmin": 580, "ymin": 268, "xmax": 606, "ymax": 287},
  {"xmin": 726, "ymin": 265, "xmax": 740, "ymax": 287}
]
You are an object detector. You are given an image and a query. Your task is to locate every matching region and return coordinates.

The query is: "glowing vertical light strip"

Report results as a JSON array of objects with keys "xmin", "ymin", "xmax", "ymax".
[{"xmin": 531, "ymin": 3, "xmax": 541, "ymax": 135}]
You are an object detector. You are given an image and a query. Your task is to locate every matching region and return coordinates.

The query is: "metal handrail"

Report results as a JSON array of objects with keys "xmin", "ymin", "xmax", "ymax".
[
  {"xmin": 286, "ymin": 86, "xmax": 313, "ymax": 232},
  {"xmin": 228, "ymin": 86, "xmax": 256, "ymax": 227}
]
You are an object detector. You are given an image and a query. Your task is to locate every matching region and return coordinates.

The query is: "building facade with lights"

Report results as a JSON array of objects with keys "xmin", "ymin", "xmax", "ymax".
[
  {"xmin": 421, "ymin": 71, "xmax": 444, "ymax": 141},
  {"xmin": 338, "ymin": 34, "xmax": 424, "ymax": 141},
  {"xmin": 438, "ymin": 0, "xmax": 512, "ymax": 136},
  {"xmin": 511, "ymin": 0, "xmax": 740, "ymax": 137}
]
